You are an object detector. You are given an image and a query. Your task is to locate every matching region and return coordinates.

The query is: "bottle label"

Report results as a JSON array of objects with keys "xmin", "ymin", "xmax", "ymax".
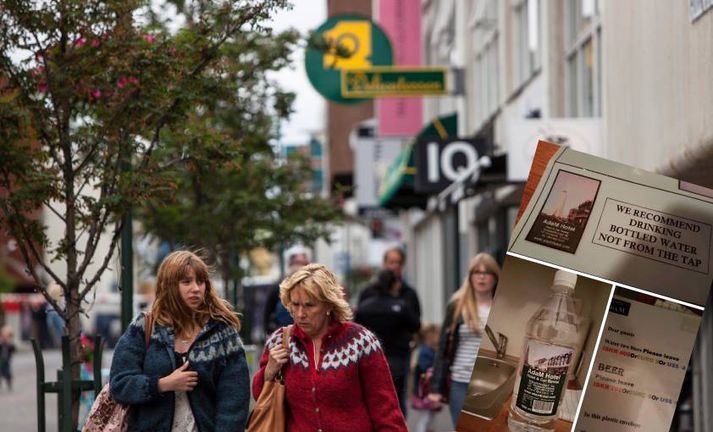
[{"xmin": 515, "ymin": 340, "xmax": 574, "ymax": 416}]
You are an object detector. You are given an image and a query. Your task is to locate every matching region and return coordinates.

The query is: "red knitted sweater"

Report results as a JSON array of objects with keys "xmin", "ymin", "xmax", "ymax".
[{"xmin": 252, "ymin": 321, "xmax": 407, "ymax": 432}]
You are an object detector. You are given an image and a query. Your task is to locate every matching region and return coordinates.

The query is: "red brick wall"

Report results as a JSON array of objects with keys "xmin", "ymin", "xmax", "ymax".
[{"xmin": 326, "ymin": 0, "xmax": 374, "ymax": 191}]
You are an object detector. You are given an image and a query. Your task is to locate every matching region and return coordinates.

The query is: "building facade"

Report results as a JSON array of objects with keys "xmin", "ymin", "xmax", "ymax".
[{"xmin": 383, "ymin": 1, "xmax": 713, "ymax": 429}]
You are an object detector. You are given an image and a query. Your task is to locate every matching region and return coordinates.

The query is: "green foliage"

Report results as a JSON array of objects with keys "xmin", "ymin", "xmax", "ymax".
[
  {"xmin": 306, "ymin": 30, "xmax": 354, "ymax": 61},
  {"xmin": 0, "ymin": 0, "xmax": 329, "ymax": 302},
  {"xmin": 137, "ymin": 23, "xmax": 342, "ymax": 281},
  {"xmin": 0, "ymin": 1, "xmax": 341, "ymax": 426}
]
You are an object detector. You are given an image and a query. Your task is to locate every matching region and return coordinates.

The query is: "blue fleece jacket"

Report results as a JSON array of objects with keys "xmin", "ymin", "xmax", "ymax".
[{"xmin": 110, "ymin": 313, "xmax": 250, "ymax": 432}]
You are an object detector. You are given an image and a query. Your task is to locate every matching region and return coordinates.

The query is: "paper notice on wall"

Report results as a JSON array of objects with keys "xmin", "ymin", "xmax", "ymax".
[
  {"xmin": 508, "ymin": 144, "xmax": 713, "ymax": 307},
  {"xmin": 591, "ymin": 198, "xmax": 710, "ymax": 273},
  {"xmin": 457, "ymin": 141, "xmax": 713, "ymax": 432},
  {"xmin": 574, "ymin": 289, "xmax": 702, "ymax": 432}
]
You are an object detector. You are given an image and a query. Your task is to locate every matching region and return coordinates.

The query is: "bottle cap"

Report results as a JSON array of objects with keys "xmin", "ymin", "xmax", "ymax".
[{"xmin": 553, "ymin": 269, "xmax": 577, "ymax": 290}]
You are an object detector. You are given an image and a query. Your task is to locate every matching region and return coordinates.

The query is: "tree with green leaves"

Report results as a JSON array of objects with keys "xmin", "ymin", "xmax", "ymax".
[
  {"xmin": 0, "ymin": 0, "xmax": 340, "ymax": 427},
  {"xmin": 140, "ymin": 145, "xmax": 341, "ymax": 296}
]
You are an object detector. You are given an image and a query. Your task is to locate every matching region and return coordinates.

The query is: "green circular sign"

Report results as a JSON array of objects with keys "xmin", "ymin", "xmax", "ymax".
[{"xmin": 305, "ymin": 14, "xmax": 394, "ymax": 104}]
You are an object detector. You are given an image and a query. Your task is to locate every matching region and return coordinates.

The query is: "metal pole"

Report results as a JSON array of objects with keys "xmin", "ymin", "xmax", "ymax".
[
  {"xmin": 31, "ymin": 340, "xmax": 46, "ymax": 432},
  {"xmin": 92, "ymin": 336, "xmax": 103, "ymax": 395},
  {"xmin": 120, "ymin": 161, "xmax": 133, "ymax": 332},
  {"xmin": 57, "ymin": 369, "xmax": 63, "ymax": 432},
  {"xmin": 61, "ymin": 336, "xmax": 72, "ymax": 432}
]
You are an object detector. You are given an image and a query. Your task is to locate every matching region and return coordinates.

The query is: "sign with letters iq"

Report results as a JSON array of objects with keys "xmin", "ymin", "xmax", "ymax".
[{"xmin": 414, "ymin": 137, "xmax": 489, "ymax": 193}]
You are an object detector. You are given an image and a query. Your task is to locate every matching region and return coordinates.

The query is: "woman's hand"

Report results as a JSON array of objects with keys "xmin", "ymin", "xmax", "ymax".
[
  {"xmin": 158, "ymin": 362, "xmax": 198, "ymax": 392},
  {"xmin": 264, "ymin": 345, "xmax": 289, "ymax": 382},
  {"xmin": 427, "ymin": 392, "xmax": 444, "ymax": 407}
]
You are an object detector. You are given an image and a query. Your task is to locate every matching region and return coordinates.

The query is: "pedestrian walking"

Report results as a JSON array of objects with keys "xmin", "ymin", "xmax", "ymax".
[
  {"xmin": 253, "ymin": 263, "xmax": 407, "ymax": 432},
  {"xmin": 357, "ymin": 247, "xmax": 422, "ymax": 414},
  {"xmin": 358, "ymin": 247, "xmax": 421, "ymax": 320},
  {"xmin": 428, "ymin": 253, "xmax": 501, "ymax": 425},
  {"xmin": 0, "ymin": 325, "xmax": 16, "ymax": 390},
  {"xmin": 355, "ymin": 269, "xmax": 420, "ymax": 415},
  {"xmin": 110, "ymin": 250, "xmax": 250, "ymax": 431}
]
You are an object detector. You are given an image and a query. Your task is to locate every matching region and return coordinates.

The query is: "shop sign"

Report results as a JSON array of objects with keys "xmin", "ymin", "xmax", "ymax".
[
  {"xmin": 305, "ymin": 15, "xmax": 393, "ymax": 104},
  {"xmin": 341, "ymin": 67, "xmax": 447, "ymax": 98},
  {"xmin": 414, "ymin": 137, "xmax": 489, "ymax": 193}
]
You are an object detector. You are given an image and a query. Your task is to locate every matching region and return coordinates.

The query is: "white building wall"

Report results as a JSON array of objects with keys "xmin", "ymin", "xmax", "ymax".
[
  {"xmin": 413, "ymin": 214, "xmax": 445, "ymax": 324},
  {"xmin": 602, "ymin": 0, "xmax": 713, "ymax": 172}
]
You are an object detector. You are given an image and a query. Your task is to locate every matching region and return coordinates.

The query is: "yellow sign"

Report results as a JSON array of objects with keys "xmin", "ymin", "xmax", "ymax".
[
  {"xmin": 322, "ymin": 21, "xmax": 372, "ymax": 70},
  {"xmin": 341, "ymin": 67, "xmax": 448, "ymax": 98}
]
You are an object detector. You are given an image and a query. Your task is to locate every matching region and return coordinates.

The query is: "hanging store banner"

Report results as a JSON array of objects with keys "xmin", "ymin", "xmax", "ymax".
[
  {"xmin": 305, "ymin": 15, "xmax": 393, "ymax": 104},
  {"xmin": 457, "ymin": 141, "xmax": 713, "ymax": 432},
  {"xmin": 413, "ymin": 137, "xmax": 489, "ymax": 193},
  {"xmin": 341, "ymin": 67, "xmax": 447, "ymax": 98},
  {"xmin": 377, "ymin": 0, "xmax": 423, "ymax": 136}
]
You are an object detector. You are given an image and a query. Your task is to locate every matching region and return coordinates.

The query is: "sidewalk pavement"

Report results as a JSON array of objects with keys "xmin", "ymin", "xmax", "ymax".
[{"xmin": 1, "ymin": 346, "xmax": 456, "ymax": 431}]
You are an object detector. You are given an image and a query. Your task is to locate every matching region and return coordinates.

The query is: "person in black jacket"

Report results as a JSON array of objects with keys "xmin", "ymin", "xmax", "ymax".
[
  {"xmin": 355, "ymin": 269, "xmax": 421, "ymax": 414},
  {"xmin": 358, "ymin": 247, "xmax": 421, "ymax": 320},
  {"xmin": 428, "ymin": 253, "xmax": 501, "ymax": 425}
]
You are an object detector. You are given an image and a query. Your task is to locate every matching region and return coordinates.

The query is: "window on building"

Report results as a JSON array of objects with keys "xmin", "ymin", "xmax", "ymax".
[
  {"xmin": 565, "ymin": 0, "xmax": 601, "ymax": 117},
  {"xmin": 512, "ymin": 0, "xmax": 541, "ymax": 90},
  {"xmin": 472, "ymin": 0, "xmax": 500, "ymax": 127}
]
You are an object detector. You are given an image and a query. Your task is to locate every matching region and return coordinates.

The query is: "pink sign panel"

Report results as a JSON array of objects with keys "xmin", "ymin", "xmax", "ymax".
[{"xmin": 378, "ymin": 0, "xmax": 422, "ymax": 136}]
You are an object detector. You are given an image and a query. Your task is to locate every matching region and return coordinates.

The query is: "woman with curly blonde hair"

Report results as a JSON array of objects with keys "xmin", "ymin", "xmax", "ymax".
[
  {"xmin": 252, "ymin": 263, "xmax": 407, "ymax": 431},
  {"xmin": 110, "ymin": 250, "xmax": 250, "ymax": 431}
]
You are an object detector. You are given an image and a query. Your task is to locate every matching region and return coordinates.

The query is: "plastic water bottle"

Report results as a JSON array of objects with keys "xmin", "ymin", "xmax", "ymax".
[{"xmin": 507, "ymin": 269, "xmax": 581, "ymax": 431}]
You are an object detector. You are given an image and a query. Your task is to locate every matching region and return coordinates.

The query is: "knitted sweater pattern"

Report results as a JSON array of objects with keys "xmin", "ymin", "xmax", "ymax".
[
  {"xmin": 110, "ymin": 313, "xmax": 250, "ymax": 432},
  {"xmin": 252, "ymin": 321, "xmax": 407, "ymax": 432}
]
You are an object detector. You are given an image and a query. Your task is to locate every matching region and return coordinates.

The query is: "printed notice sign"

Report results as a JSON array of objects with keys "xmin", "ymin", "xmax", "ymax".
[
  {"xmin": 508, "ymin": 144, "xmax": 713, "ymax": 307},
  {"xmin": 592, "ymin": 198, "xmax": 711, "ymax": 273},
  {"xmin": 574, "ymin": 289, "xmax": 701, "ymax": 432},
  {"xmin": 457, "ymin": 142, "xmax": 713, "ymax": 432}
]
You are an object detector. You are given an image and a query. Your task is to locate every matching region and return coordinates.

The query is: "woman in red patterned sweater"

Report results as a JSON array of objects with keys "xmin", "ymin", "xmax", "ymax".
[{"xmin": 252, "ymin": 263, "xmax": 407, "ymax": 432}]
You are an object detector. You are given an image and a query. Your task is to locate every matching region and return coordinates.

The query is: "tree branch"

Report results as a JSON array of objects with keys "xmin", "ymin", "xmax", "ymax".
[
  {"xmin": 78, "ymin": 220, "xmax": 123, "ymax": 302},
  {"xmin": 137, "ymin": 4, "xmax": 269, "ymax": 170},
  {"xmin": 76, "ymin": 158, "xmax": 120, "ymax": 278},
  {"xmin": 41, "ymin": 200, "xmax": 68, "ymax": 224}
]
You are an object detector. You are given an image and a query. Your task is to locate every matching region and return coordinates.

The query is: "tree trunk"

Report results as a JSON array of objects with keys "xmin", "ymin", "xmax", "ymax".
[{"xmin": 65, "ymin": 279, "xmax": 83, "ymax": 429}]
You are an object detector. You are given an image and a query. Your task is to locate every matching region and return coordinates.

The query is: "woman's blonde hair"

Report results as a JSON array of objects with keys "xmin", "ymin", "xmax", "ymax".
[
  {"xmin": 151, "ymin": 250, "xmax": 240, "ymax": 336},
  {"xmin": 449, "ymin": 253, "xmax": 500, "ymax": 334},
  {"xmin": 279, "ymin": 263, "xmax": 352, "ymax": 322}
]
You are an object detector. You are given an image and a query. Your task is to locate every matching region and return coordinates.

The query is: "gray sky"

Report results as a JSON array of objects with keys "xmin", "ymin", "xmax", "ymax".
[{"xmin": 268, "ymin": 1, "xmax": 326, "ymax": 146}]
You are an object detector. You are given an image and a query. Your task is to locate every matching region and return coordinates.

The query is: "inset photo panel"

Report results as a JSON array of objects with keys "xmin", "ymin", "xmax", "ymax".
[
  {"xmin": 457, "ymin": 255, "xmax": 613, "ymax": 432},
  {"xmin": 525, "ymin": 170, "xmax": 602, "ymax": 254},
  {"xmin": 573, "ymin": 287, "xmax": 703, "ymax": 432}
]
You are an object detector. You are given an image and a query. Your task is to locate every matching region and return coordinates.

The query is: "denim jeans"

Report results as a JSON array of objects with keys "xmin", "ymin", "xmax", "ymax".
[{"xmin": 449, "ymin": 380, "xmax": 469, "ymax": 426}]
